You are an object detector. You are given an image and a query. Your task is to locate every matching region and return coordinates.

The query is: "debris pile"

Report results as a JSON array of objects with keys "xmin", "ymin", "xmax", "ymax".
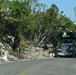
[
  {"xmin": 22, "ymin": 46, "xmax": 54, "ymax": 59},
  {"xmin": 0, "ymin": 42, "xmax": 54, "ymax": 62},
  {"xmin": 0, "ymin": 43, "xmax": 19, "ymax": 61}
]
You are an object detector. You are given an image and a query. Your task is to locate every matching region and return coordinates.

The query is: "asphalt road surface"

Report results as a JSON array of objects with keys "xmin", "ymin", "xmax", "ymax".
[{"xmin": 0, "ymin": 58, "xmax": 76, "ymax": 75}]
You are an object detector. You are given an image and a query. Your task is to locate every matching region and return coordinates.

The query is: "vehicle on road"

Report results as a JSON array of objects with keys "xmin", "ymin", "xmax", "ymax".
[{"xmin": 56, "ymin": 32, "xmax": 76, "ymax": 57}]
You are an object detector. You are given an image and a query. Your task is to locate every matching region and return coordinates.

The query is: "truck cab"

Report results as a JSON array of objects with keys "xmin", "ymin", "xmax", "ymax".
[{"xmin": 56, "ymin": 32, "xmax": 76, "ymax": 57}]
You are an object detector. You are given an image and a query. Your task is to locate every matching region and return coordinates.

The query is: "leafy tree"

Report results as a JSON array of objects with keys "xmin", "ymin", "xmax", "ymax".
[
  {"xmin": 0, "ymin": 0, "xmax": 32, "ymax": 52},
  {"xmin": 24, "ymin": 1, "xmax": 47, "ymax": 46},
  {"xmin": 0, "ymin": 0, "xmax": 76, "ymax": 50}
]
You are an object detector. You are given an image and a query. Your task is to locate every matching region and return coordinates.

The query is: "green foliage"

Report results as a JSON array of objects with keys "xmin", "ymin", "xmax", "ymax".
[{"xmin": 0, "ymin": 1, "xmax": 76, "ymax": 50}]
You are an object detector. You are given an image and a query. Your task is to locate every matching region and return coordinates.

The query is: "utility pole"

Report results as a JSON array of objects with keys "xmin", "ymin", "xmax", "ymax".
[{"xmin": 74, "ymin": 7, "xmax": 76, "ymax": 24}]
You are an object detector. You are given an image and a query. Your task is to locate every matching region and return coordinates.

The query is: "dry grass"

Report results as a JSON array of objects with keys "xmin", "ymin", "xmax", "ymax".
[{"xmin": 10, "ymin": 52, "xmax": 24, "ymax": 59}]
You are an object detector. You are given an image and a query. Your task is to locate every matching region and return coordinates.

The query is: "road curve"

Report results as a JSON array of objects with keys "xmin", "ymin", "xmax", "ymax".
[{"xmin": 0, "ymin": 58, "xmax": 76, "ymax": 75}]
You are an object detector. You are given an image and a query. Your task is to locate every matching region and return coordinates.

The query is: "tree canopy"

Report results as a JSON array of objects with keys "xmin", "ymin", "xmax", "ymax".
[{"xmin": 0, "ymin": 0, "xmax": 76, "ymax": 51}]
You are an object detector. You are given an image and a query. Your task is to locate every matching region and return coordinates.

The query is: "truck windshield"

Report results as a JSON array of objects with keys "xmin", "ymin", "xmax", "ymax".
[{"xmin": 61, "ymin": 40, "xmax": 73, "ymax": 45}]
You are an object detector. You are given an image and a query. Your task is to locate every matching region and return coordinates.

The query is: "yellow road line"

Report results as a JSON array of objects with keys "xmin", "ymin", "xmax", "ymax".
[{"xmin": 20, "ymin": 71, "xmax": 25, "ymax": 75}]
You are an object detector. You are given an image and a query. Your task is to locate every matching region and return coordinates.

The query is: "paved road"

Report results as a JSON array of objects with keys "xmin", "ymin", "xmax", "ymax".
[{"xmin": 0, "ymin": 58, "xmax": 76, "ymax": 75}]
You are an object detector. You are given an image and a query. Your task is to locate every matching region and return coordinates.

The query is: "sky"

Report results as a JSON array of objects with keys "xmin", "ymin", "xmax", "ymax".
[{"xmin": 39, "ymin": 0, "xmax": 76, "ymax": 23}]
